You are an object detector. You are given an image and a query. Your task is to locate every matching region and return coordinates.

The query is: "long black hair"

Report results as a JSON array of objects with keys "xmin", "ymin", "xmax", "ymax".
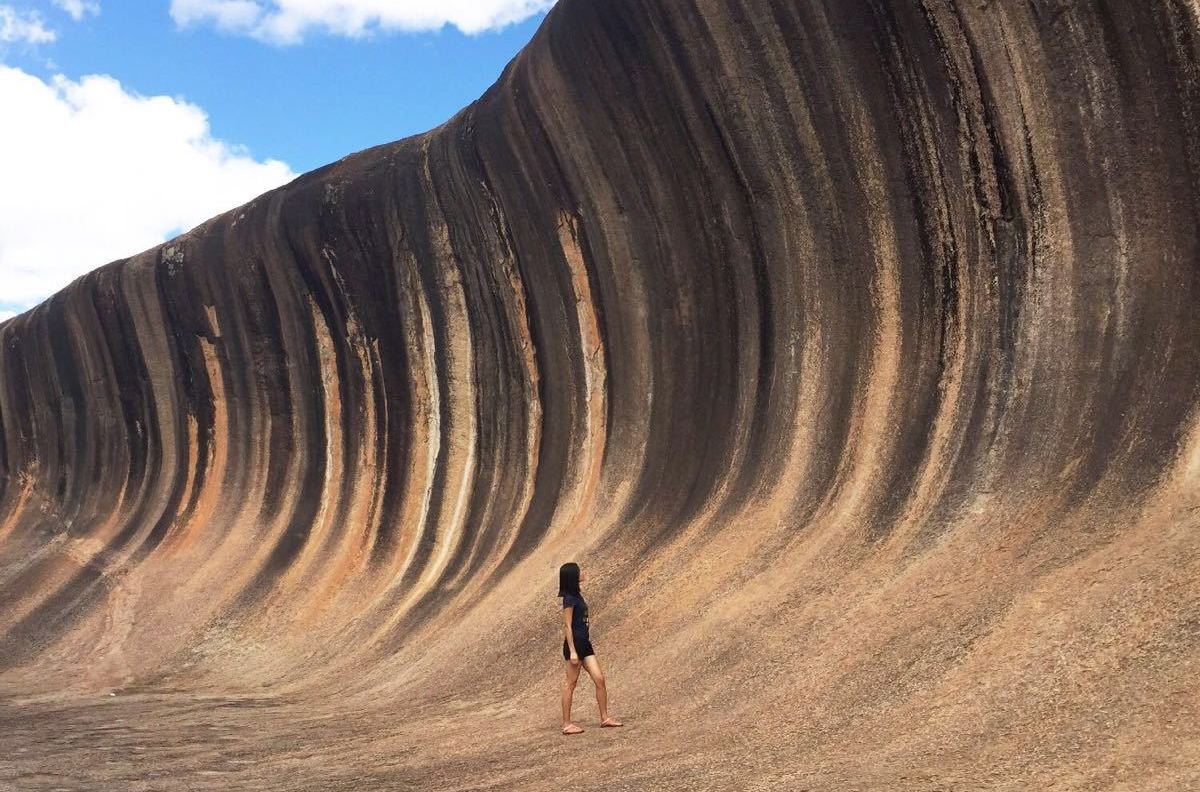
[{"xmin": 558, "ymin": 562, "xmax": 581, "ymax": 598}]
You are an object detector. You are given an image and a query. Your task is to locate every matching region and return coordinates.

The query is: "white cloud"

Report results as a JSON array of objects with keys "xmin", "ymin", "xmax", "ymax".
[
  {"xmin": 0, "ymin": 309, "xmax": 15, "ymax": 322},
  {"xmin": 51, "ymin": 0, "xmax": 100, "ymax": 21},
  {"xmin": 170, "ymin": 0, "xmax": 556, "ymax": 43},
  {"xmin": 0, "ymin": 6, "xmax": 55, "ymax": 43},
  {"xmin": 0, "ymin": 65, "xmax": 296, "ymax": 310}
]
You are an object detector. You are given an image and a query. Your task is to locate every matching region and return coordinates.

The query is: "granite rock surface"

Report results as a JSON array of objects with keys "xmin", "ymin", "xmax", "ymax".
[{"xmin": 2, "ymin": 0, "xmax": 1199, "ymax": 788}]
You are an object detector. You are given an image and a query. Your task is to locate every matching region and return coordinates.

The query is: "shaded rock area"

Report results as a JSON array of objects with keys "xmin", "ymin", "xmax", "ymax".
[{"xmin": 2, "ymin": 0, "xmax": 1199, "ymax": 788}]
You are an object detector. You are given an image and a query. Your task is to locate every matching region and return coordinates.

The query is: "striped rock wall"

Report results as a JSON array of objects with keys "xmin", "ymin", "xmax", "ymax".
[{"xmin": 1, "ymin": 0, "xmax": 1199, "ymax": 786}]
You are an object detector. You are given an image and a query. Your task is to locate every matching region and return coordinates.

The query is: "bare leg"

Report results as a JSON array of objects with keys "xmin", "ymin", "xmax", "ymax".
[
  {"xmin": 562, "ymin": 658, "xmax": 584, "ymax": 734},
  {"xmin": 581, "ymin": 655, "xmax": 622, "ymax": 726}
]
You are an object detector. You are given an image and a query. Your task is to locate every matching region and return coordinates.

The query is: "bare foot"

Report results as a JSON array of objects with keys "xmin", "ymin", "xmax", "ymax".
[
  {"xmin": 562, "ymin": 723, "xmax": 584, "ymax": 735},
  {"xmin": 601, "ymin": 717, "xmax": 623, "ymax": 727}
]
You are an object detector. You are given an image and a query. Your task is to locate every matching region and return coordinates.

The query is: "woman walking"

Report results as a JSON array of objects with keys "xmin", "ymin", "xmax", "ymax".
[{"xmin": 559, "ymin": 562, "xmax": 623, "ymax": 735}]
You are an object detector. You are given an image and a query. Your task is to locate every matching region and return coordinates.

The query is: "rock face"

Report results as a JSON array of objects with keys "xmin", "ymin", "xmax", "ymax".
[{"xmin": 1, "ymin": 0, "xmax": 1199, "ymax": 788}]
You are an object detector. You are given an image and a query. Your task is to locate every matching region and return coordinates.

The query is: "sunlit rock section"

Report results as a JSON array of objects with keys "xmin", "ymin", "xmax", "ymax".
[{"xmin": 1, "ymin": 0, "xmax": 1198, "ymax": 786}]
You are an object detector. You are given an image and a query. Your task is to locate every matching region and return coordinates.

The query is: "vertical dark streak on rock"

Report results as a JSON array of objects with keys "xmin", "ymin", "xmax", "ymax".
[
  {"xmin": 240, "ymin": 206, "xmax": 332, "ymax": 598},
  {"xmin": 365, "ymin": 150, "xmax": 420, "ymax": 567},
  {"xmin": 476, "ymin": 57, "xmax": 581, "ymax": 569},
  {"xmin": 387, "ymin": 145, "xmax": 456, "ymax": 595}
]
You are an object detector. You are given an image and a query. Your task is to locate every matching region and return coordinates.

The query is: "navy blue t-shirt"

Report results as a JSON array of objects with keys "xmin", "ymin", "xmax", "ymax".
[{"xmin": 562, "ymin": 593, "xmax": 590, "ymax": 640}]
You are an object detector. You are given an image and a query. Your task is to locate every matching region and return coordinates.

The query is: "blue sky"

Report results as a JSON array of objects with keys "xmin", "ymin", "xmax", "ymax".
[{"xmin": 0, "ymin": 0, "xmax": 554, "ymax": 319}]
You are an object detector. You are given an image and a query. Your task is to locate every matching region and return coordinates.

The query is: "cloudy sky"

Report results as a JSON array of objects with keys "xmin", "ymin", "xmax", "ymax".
[{"xmin": 0, "ymin": 0, "xmax": 554, "ymax": 322}]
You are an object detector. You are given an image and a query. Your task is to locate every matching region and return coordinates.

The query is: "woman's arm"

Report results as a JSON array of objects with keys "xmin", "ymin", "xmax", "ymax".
[{"xmin": 563, "ymin": 605, "xmax": 579, "ymax": 663}]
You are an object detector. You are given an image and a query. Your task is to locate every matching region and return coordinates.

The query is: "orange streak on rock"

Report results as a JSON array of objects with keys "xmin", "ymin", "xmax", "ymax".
[{"xmin": 552, "ymin": 212, "xmax": 608, "ymax": 539}]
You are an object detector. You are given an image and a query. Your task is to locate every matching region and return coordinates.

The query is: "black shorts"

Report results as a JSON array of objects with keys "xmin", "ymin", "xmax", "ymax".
[{"xmin": 563, "ymin": 636, "xmax": 595, "ymax": 661}]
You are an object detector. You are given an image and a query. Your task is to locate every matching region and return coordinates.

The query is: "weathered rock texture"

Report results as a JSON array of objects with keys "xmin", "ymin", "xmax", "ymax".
[{"xmin": 2, "ymin": 0, "xmax": 1199, "ymax": 788}]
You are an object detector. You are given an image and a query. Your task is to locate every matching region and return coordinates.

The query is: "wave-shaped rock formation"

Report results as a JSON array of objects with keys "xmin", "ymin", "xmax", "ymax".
[{"xmin": 2, "ymin": 0, "xmax": 1199, "ymax": 788}]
